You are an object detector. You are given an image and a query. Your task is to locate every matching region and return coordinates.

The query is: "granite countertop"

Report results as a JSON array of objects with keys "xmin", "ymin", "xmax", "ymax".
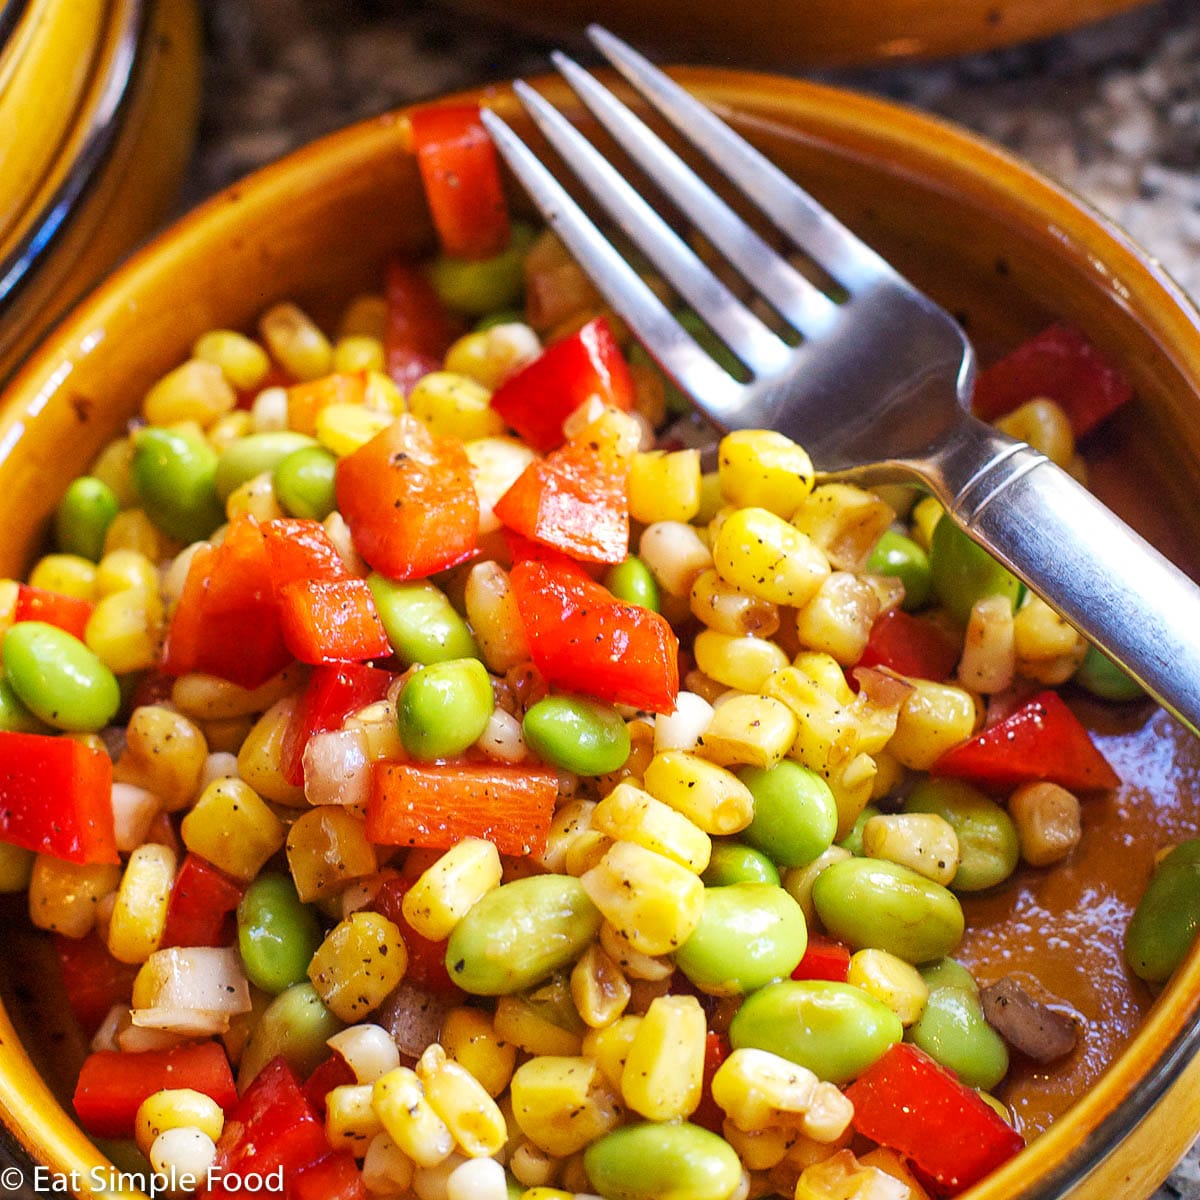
[{"xmin": 190, "ymin": 2, "xmax": 1200, "ymax": 1195}]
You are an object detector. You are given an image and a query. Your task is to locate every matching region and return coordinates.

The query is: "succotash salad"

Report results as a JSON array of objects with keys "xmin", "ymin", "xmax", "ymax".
[{"xmin": 0, "ymin": 105, "xmax": 1179, "ymax": 1200}]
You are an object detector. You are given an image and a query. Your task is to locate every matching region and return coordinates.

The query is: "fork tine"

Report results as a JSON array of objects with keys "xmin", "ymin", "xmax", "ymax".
[
  {"xmin": 480, "ymin": 106, "xmax": 745, "ymax": 422},
  {"xmin": 510, "ymin": 79, "xmax": 792, "ymax": 379},
  {"xmin": 588, "ymin": 24, "xmax": 898, "ymax": 294},
  {"xmin": 550, "ymin": 50, "xmax": 839, "ymax": 341}
]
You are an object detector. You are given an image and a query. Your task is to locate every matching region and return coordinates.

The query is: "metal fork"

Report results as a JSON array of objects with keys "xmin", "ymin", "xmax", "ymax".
[{"xmin": 481, "ymin": 26, "xmax": 1200, "ymax": 737}]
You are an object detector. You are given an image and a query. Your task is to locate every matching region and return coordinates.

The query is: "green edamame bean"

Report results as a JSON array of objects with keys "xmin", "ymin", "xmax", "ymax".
[
  {"xmin": 812, "ymin": 857, "xmax": 965, "ymax": 964},
  {"xmin": 367, "ymin": 575, "xmax": 478, "ymax": 665},
  {"xmin": 838, "ymin": 805, "xmax": 881, "ymax": 858},
  {"xmin": 584, "ymin": 1121, "xmax": 742, "ymax": 1200},
  {"xmin": 603, "ymin": 556, "xmax": 660, "ymax": 612},
  {"xmin": 237, "ymin": 872, "xmax": 323, "ymax": 994},
  {"xmin": 2, "ymin": 622, "xmax": 120, "ymax": 732},
  {"xmin": 54, "ymin": 476, "xmax": 119, "ymax": 562},
  {"xmin": 909, "ymin": 983, "xmax": 1009, "ymax": 1091},
  {"xmin": 237, "ymin": 982, "xmax": 343, "ymax": 1089},
  {"xmin": 676, "ymin": 883, "xmax": 807, "ymax": 996},
  {"xmin": 1074, "ymin": 644, "xmax": 1144, "ymax": 702},
  {"xmin": 475, "ymin": 309, "xmax": 524, "ymax": 332},
  {"xmin": 272, "ymin": 445, "xmax": 339, "ymax": 520},
  {"xmin": 446, "ymin": 874, "xmax": 602, "ymax": 995},
  {"xmin": 730, "ymin": 979, "xmax": 902, "ymax": 1084},
  {"xmin": 702, "ymin": 841, "xmax": 780, "ymax": 887},
  {"xmin": 866, "ymin": 529, "xmax": 932, "ymax": 611},
  {"xmin": 739, "ymin": 762, "xmax": 838, "ymax": 869},
  {"xmin": 929, "ymin": 516, "xmax": 1022, "ymax": 624},
  {"xmin": 428, "ymin": 224, "xmax": 536, "ymax": 316},
  {"xmin": 1126, "ymin": 839, "xmax": 1200, "ymax": 982},
  {"xmin": 919, "ymin": 957, "xmax": 978, "ymax": 993},
  {"xmin": 131, "ymin": 425, "xmax": 225, "ymax": 544},
  {"xmin": 0, "ymin": 674, "xmax": 46, "ymax": 733},
  {"xmin": 215, "ymin": 432, "xmax": 317, "ymax": 502},
  {"xmin": 397, "ymin": 658, "xmax": 494, "ymax": 760},
  {"xmin": 523, "ymin": 695, "xmax": 630, "ymax": 775},
  {"xmin": 905, "ymin": 778, "xmax": 1018, "ymax": 893}
]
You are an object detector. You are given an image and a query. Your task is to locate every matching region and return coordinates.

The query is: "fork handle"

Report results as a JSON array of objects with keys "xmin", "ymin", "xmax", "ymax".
[{"xmin": 928, "ymin": 415, "xmax": 1200, "ymax": 736}]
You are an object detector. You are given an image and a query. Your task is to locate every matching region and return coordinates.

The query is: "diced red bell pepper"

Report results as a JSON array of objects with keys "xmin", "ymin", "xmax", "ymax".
[
  {"xmin": 972, "ymin": 323, "xmax": 1133, "ymax": 438},
  {"xmin": 277, "ymin": 578, "xmax": 390, "ymax": 665},
  {"xmin": 160, "ymin": 853, "xmax": 245, "ymax": 949},
  {"xmin": 857, "ymin": 609, "xmax": 961, "ymax": 682},
  {"xmin": 490, "ymin": 317, "xmax": 635, "ymax": 452},
  {"xmin": 286, "ymin": 372, "xmax": 368, "ymax": 437},
  {"xmin": 932, "ymin": 689, "xmax": 1119, "ymax": 791},
  {"xmin": 791, "ymin": 935, "xmax": 852, "ymax": 983},
  {"xmin": 54, "ymin": 932, "xmax": 139, "ymax": 1036},
  {"xmin": 509, "ymin": 558, "xmax": 679, "ymax": 713},
  {"xmin": 845, "ymin": 1042, "xmax": 1024, "ymax": 1195},
  {"xmin": 382, "ymin": 260, "xmax": 464, "ymax": 394},
  {"xmin": 368, "ymin": 873, "xmax": 460, "ymax": 995},
  {"xmin": 73, "ymin": 1043, "xmax": 238, "ymax": 1138},
  {"xmin": 261, "ymin": 518, "xmax": 352, "ymax": 588},
  {"xmin": 335, "ymin": 414, "xmax": 478, "ymax": 581},
  {"xmin": 0, "ymin": 732, "xmax": 116, "ymax": 864},
  {"xmin": 292, "ymin": 1152, "xmax": 365, "ymax": 1200},
  {"xmin": 13, "ymin": 584, "xmax": 93, "ymax": 641},
  {"xmin": 691, "ymin": 1031, "xmax": 730, "ymax": 1134},
  {"xmin": 409, "ymin": 104, "xmax": 511, "ymax": 260},
  {"xmin": 367, "ymin": 762, "xmax": 559, "ymax": 857},
  {"xmin": 302, "ymin": 1054, "xmax": 357, "ymax": 1118}
]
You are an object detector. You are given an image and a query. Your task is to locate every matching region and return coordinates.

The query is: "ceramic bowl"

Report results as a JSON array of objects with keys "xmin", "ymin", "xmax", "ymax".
[{"xmin": 1, "ymin": 68, "xmax": 1200, "ymax": 1200}]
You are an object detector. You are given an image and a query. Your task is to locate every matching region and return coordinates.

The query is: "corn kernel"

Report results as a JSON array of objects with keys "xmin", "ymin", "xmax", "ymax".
[
  {"xmin": 562, "ymin": 829, "xmax": 614, "ymax": 878},
  {"xmin": 995, "ymin": 398, "xmax": 1075, "ymax": 468},
  {"xmin": 888, "ymin": 681, "xmax": 979, "ymax": 770},
  {"xmin": 581, "ymin": 1014, "xmax": 643, "ymax": 1090},
  {"xmin": 592, "ymin": 782, "xmax": 711, "ymax": 873},
  {"xmin": 847, "ymin": 949, "xmax": 930, "ymax": 1027},
  {"xmin": 859, "ymin": 1148, "xmax": 933, "ymax": 1200},
  {"xmin": 465, "ymin": 438, "xmax": 538, "ymax": 537},
  {"xmin": 28, "ymin": 857, "xmax": 121, "ymax": 937},
  {"xmin": 783, "ymin": 846, "xmax": 852, "ymax": 925},
  {"xmin": 791, "ymin": 484, "xmax": 895, "ymax": 572},
  {"xmin": 91, "ymin": 437, "xmax": 138, "ymax": 508},
  {"xmin": 325, "ymin": 1082, "xmax": 384, "ymax": 1155},
  {"xmin": 794, "ymin": 573, "xmax": 880, "ymax": 666},
  {"xmin": 404, "ymin": 371, "xmax": 502, "ymax": 441},
  {"xmin": 493, "ymin": 995, "xmax": 583, "ymax": 1057},
  {"xmin": 326, "ymin": 1024, "xmax": 401, "ymax": 1086},
  {"xmin": 1013, "ymin": 595, "xmax": 1087, "ymax": 684},
  {"xmin": 339, "ymin": 294, "xmax": 388, "ymax": 341},
  {"xmin": 113, "ymin": 705, "xmax": 208, "ymax": 811},
  {"xmin": 226, "ymin": 472, "xmax": 284, "ymax": 523},
  {"xmin": 316, "ymin": 404, "xmax": 395, "ymax": 457},
  {"xmin": 144, "ymin": 359, "xmax": 236, "ymax": 428},
  {"xmin": 510, "ymin": 1055, "xmax": 623, "ymax": 1156},
  {"xmin": 28, "ymin": 554, "xmax": 96, "ymax": 600},
  {"xmin": 440, "ymin": 1007, "xmax": 517, "ymax": 1098},
  {"xmin": 629, "ymin": 449, "xmax": 702, "ymax": 524},
  {"xmin": 958, "ymin": 595, "xmax": 1016, "ymax": 694},
  {"xmin": 722, "ymin": 1120, "xmax": 797, "ymax": 1170},
  {"xmin": 149, "ymin": 1127, "xmax": 217, "ymax": 1183},
  {"xmin": 333, "ymin": 335, "xmax": 386, "ymax": 374},
  {"xmin": 194, "ymin": 330, "xmax": 272, "ymax": 393},
  {"xmin": 1009, "ymin": 780, "xmax": 1082, "ymax": 867},
  {"xmin": 639, "ymin": 521, "xmax": 713, "ymax": 597},
  {"xmin": 570, "ymin": 943, "xmax": 631, "ymax": 1030},
  {"xmin": 508, "ymin": 1141, "xmax": 559, "ymax": 1190},
  {"xmin": 653, "ymin": 691, "xmax": 715, "ymax": 755},
  {"xmin": 718, "ymin": 431, "xmax": 815, "ymax": 517},
  {"xmin": 170, "ymin": 668, "xmax": 300, "ymax": 722},
  {"xmin": 363, "ymin": 370, "xmax": 405, "ymax": 416},
  {"xmin": 620, "ymin": 994, "xmax": 705, "ymax": 1121},
  {"xmin": 237, "ymin": 697, "xmax": 305, "ymax": 805},
  {"xmin": 534, "ymin": 798, "xmax": 597, "ymax": 875},
  {"xmin": 180, "ymin": 777, "xmax": 284, "ymax": 880},
  {"xmin": 372, "ymin": 1067, "xmax": 454, "ymax": 1169},
  {"xmin": 690, "ymin": 568, "xmax": 781, "ymax": 638},
  {"xmin": 287, "ymin": 807, "xmax": 378, "ymax": 902},
  {"xmin": 108, "ymin": 844, "xmax": 177, "ymax": 964},
  {"xmin": 697, "ymin": 694, "xmax": 798, "ymax": 770},
  {"xmin": 309, "ymin": 912, "xmax": 408, "ymax": 1022},
  {"xmin": 85, "ymin": 588, "xmax": 161, "ymax": 673},
  {"xmin": 95, "ymin": 549, "xmax": 159, "ymax": 599},
  {"xmin": 402, "ymin": 838, "xmax": 502, "ymax": 940},
  {"xmin": 417, "ymin": 1043, "xmax": 508, "ymax": 1158},
  {"xmin": 135, "ymin": 1088, "xmax": 225, "ymax": 1156},
  {"xmin": 713, "ymin": 508, "xmax": 830, "ymax": 606},
  {"xmin": 445, "ymin": 323, "xmax": 540, "ymax": 389},
  {"xmin": 252, "ymin": 386, "xmax": 289, "ymax": 433},
  {"xmin": 260, "ymin": 302, "xmax": 332, "ymax": 381},
  {"xmin": 446, "ymin": 1157, "xmax": 509, "ymax": 1200},
  {"xmin": 642, "ymin": 750, "xmax": 755, "ymax": 835},
  {"xmin": 0, "ymin": 843, "xmax": 34, "ymax": 893},
  {"xmin": 795, "ymin": 1149, "xmax": 910, "ymax": 1200},
  {"xmin": 692, "ymin": 629, "xmax": 787, "ymax": 694},
  {"xmin": 862, "ymin": 813, "xmax": 960, "ymax": 886},
  {"xmin": 598, "ymin": 923, "xmax": 673, "ymax": 983},
  {"xmin": 909, "ymin": 497, "xmax": 944, "ymax": 552}
]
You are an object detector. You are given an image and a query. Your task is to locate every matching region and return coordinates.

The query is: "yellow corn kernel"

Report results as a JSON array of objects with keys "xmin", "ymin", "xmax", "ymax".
[
  {"xmin": 315, "ymin": 404, "xmax": 394, "ymax": 457},
  {"xmin": 226, "ymin": 472, "xmax": 284, "ymax": 523},
  {"xmin": 408, "ymin": 371, "xmax": 504, "ymax": 441},
  {"xmin": 958, "ymin": 595, "xmax": 1015, "ymax": 694},
  {"xmin": 108, "ymin": 844, "xmax": 177, "ymax": 964},
  {"xmin": 520, "ymin": 1190, "xmax": 573, "ymax": 1200},
  {"xmin": 796, "ymin": 1149, "xmax": 911, "ymax": 1200},
  {"xmin": 713, "ymin": 507, "xmax": 830, "ymax": 607},
  {"xmin": 510, "ymin": 1055, "xmax": 623, "ymax": 1156},
  {"xmin": 888, "ymin": 681, "xmax": 979, "ymax": 771},
  {"xmin": 417, "ymin": 1043, "xmax": 507, "ymax": 1158},
  {"xmin": 654, "ymin": 691, "xmax": 716, "ymax": 756},
  {"xmin": 1009, "ymin": 780, "xmax": 1082, "ymax": 867},
  {"xmin": 325, "ymin": 1083, "xmax": 384, "ymax": 1155},
  {"xmin": 372, "ymin": 1067, "xmax": 454, "ymax": 1169},
  {"xmin": 642, "ymin": 751, "xmax": 755, "ymax": 835},
  {"xmin": 465, "ymin": 437, "xmax": 538, "ymax": 536},
  {"xmin": 1013, "ymin": 595, "xmax": 1087, "ymax": 684},
  {"xmin": 180, "ymin": 777, "xmax": 285, "ymax": 880},
  {"xmin": 28, "ymin": 857, "xmax": 121, "ymax": 937},
  {"xmin": 440, "ymin": 1007, "xmax": 517, "ymax": 1098},
  {"xmin": 135, "ymin": 1088, "xmax": 225, "ymax": 1157},
  {"xmin": 286, "ymin": 808, "xmax": 378, "ymax": 902},
  {"xmin": 718, "ymin": 430, "xmax": 815, "ymax": 517},
  {"xmin": 909, "ymin": 496, "xmax": 944, "ymax": 552},
  {"xmin": 360, "ymin": 1129, "xmax": 416, "ymax": 1194},
  {"xmin": 598, "ymin": 923, "xmax": 673, "ymax": 982},
  {"xmin": 493, "ymin": 995, "xmax": 584, "ymax": 1057},
  {"xmin": 570, "ymin": 943, "xmax": 631, "ymax": 1030},
  {"xmin": 862, "ymin": 813, "xmax": 960, "ymax": 886},
  {"xmin": 791, "ymin": 484, "xmax": 895, "ymax": 573},
  {"xmin": 0, "ymin": 843, "xmax": 34, "ymax": 893},
  {"xmin": 563, "ymin": 830, "xmax": 614, "ymax": 878},
  {"xmin": 639, "ymin": 521, "xmax": 714, "ymax": 597},
  {"xmin": 85, "ymin": 588, "xmax": 162, "ymax": 674},
  {"xmin": 783, "ymin": 846, "xmax": 852, "ymax": 926},
  {"xmin": 327, "ymin": 1024, "xmax": 402, "ymax": 1085},
  {"xmin": 629, "ymin": 449, "xmax": 702, "ymax": 524},
  {"xmin": 237, "ymin": 697, "xmax": 306, "ymax": 805},
  {"xmin": 402, "ymin": 838, "xmax": 502, "ymax": 940},
  {"xmin": 170, "ymin": 668, "xmax": 300, "ymax": 722},
  {"xmin": 717, "ymin": 1048, "xmax": 853, "ymax": 1143},
  {"xmin": 581, "ymin": 1014, "xmax": 643, "ymax": 1090},
  {"xmin": 362, "ymin": 370, "xmax": 405, "ymax": 416},
  {"xmin": 95, "ymin": 549, "xmax": 159, "ymax": 599},
  {"xmin": 144, "ymin": 359, "xmax": 237, "ymax": 428},
  {"xmin": 114, "ymin": 705, "xmax": 208, "ymax": 811},
  {"xmin": 464, "ymin": 561, "xmax": 531, "ymax": 672},
  {"xmin": 794, "ymin": 573, "xmax": 881, "ymax": 666},
  {"xmin": 208, "ymin": 410, "xmax": 255, "ymax": 452},
  {"xmin": 0, "ymin": 580, "xmax": 17, "ymax": 636},
  {"xmin": 697, "ymin": 695, "xmax": 798, "ymax": 771},
  {"xmin": 870, "ymin": 751, "xmax": 905, "ymax": 801},
  {"xmin": 105, "ymin": 509, "xmax": 175, "ymax": 561},
  {"xmin": 580, "ymin": 841, "xmax": 704, "ymax": 956},
  {"xmin": 260, "ymin": 302, "xmax": 332, "ymax": 381},
  {"xmin": 445, "ymin": 323, "xmax": 540, "ymax": 390},
  {"xmin": 689, "ymin": 567, "xmax": 781, "ymax": 638},
  {"xmin": 693, "ymin": 630, "xmax": 790, "ymax": 694},
  {"xmin": 722, "ymin": 1120, "xmax": 797, "ymax": 1171},
  {"xmin": 995, "ymin": 398, "xmax": 1075, "ymax": 468},
  {"xmin": 508, "ymin": 1141, "xmax": 559, "ymax": 1190},
  {"xmin": 620, "ymin": 994, "xmax": 705, "ymax": 1121},
  {"xmin": 28, "ymin": 554, "xmax": 96, "ymax": 600},
  {"xmin": 91, "ymin": 436, "xmax": 138, "ymax": 508},
  {"xmin": 338, "ymin": 294, "xmax": 388, "ymax": 341},
  {"xmin": 309, "ymin": 912, "xmax": 407, "ymax": 1022},
  {"xmin": 193, "ymin": 330, "xmax": 271, "ymax": 392},
  {"xmin": 333, "ymin": 335, "xmax": 386, "ymax": 374},
  {"xmin": 847, "ymin": 949, "xmax": 930, "ymax": 1028},
  {"xmin": 592, "ymin": 782, "xmax": 711, "ymax": 873},
  {"xmin": 859, "ymin": 1148, "xmax": 933, "ymax": 1200},
  {"xmin": 534, "ymin": 799, "xmax": 597, "ymax": 875}
]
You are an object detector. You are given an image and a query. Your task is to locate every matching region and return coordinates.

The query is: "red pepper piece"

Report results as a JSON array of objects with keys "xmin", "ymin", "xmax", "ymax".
[
  {"xmin": 410, "ymin": 105, "xmax": 511, "ymax": 260},
  {"xmin": 261, "ymin": 518, "xmax": 352, "ymax": 588},
  {"xmin": 286, "ymin": 372, "xmax": 368, "ymax": 437},
  {"xmin": 857, "ymin": 609, "xmax": 961, "ymax": 682},
  {"xmin": 277, "ymin": 578, "xmax": 390, "ymax": 665},
  {"xmin": 932, "ymin": 689, "xmax": 1119, "ymax": 791},
  {"xmin": 73, "ymin": 1043, "xmax": 238, "ymax": 1138},
  {"xmin": 13, "ymin": 584, "xmax": 93, "ymax": 641},
  {"xmin": 509, "ymin": 558, "xmax": 679, "ymax": 714},
  {"xmin": 490, "ymin": 317, "xmax": 635, "ymax": 452},
  {"xmin": 54, "ymin": 932, "xmax": 139, "ymax": 1036},
  {"xmin": 302, "ymin": 1054, "xmax": 357, "ymax": 1118},
  {"xmin": 0, "ymin": 732, "xmax": 116, "ymax": 864},
  {"xmin": 292, "ymin": 1152, "xmax": 365, "ymax": 1200},
  {"xmin": 335, "ymin": 414, "xmax": 478, "ymax": 581},
  {"xmin": 382, "ymin": 261, "xmax": 464, "ymax": 395},
  {"xmin": 366, "ymin": 762, "xmax": 559, "ymax": 857},
  {"xmin": 972, "ymin": 323, "xmax": 1133, "ymax": 438},
  {"xmin": 690, "ymin": 1031, "xmax": 730, "ymax": 1134},
  {"xmin": 160, "ymin": 854, "xmax": 246, "ymax": 949},
  {"xmin": 369, "ymin": 874, "xmax": 461, "ymax": 995},
  {"xmin": 845, "ymin": 1042, "xmax": 1024, "ymax": 1195},
  {"xmin": 791, "ymin": 935, "xmax": 852, "ymax": 983}
]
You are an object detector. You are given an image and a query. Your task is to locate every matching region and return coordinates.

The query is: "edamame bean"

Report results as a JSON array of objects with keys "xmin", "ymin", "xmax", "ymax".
[
  {"xmin": 583, "ymin": 1121, "xmax": 742, "ymax": 1200},
  {"xmin": 397, "ymin": 658, "xmax": 494, "ymax": 760},
  {"xmin": 428, "ymin": 224, "xmax": 536, "ymax": 316},
  {"xmin": 272, "ymin": 445, "xmax": 339, "ymax": 520},
  {"xmin": 367, "ymin": 575, "xmax": 478, "ymax": 665},
  {"xmin": 237, "ymin": 982, "xmax": 343, "ymax": 1088},
  {"xmin": 1074, "ymin": 644, "xmax": 1144, "ymax": 702},
  {"xmin": 675, "ymin": 883, "xmax": 807, "ymax": 996},
  {"xmin": 812, "ymin": 857, "xmax": 965, "ymax": 964},
  {"xmin": 1126, "ymin": 839, "xmax": 1200, "ymax": 982},
  {"xmin": 446, "ymin": 874, "xmax": 602, "ymax": 995},
  {"xmin": 729, "ymin": 979, "xmax": 902, "ymax": 1084},
  {"xmin": 215, "ymin": 432, "xmax": 316, "ymax": 502},
  {"xmin": 0, "ymin": 675, "xmax": 46, "ymax": 733},
  {"xmin": 702, "ymin": 842, "xmax": 780, "ymax": 887},
  {"xmin": 919, "ymin": 957, "xmax": 978, "ymax": 993},
  {"xmin": 237, "ymin": 872, "xmax": 323, "ymax": 994},
  {"xmin": 905, "ymin": 778, "xmax": 1019, "ymax": 893},
  {"xmin": 603, "ymin": 556, "xmax": 660, "ymax": 612},
  {"xmin": 909, "ymin": 983, "xmax": 1009, "ymax": 1091},
  {"xmin": 866, "ymin": 529, "xmax": 932, "ymax": 611},
  {"xmin": 475, "ymin": 309, "xmax": 524, "ymax": 332},
  {"xmin": 929, "ymin": 516, "xmax": 1022, "ymax": 624},
  {"xmin": 2, "ymin": 622, "xmax": 120, "ymax": 732},
  {"xmin": 838, "ymin": 805, "xmax": 881, "ymax": 858},
  {"xmin": 54, "ymin": 476, "xmax": 119, "ymax": 562},
  {"xmin": 523, "ymin": 695, "xmax": 630, "ymax": 775},
  {"xmin": 131, "ymin": 425, "xmax": 224, "ymax": 544},
  {"xmin": 738, "ymin": 762, "xmax": 837, "ymax": 869}
]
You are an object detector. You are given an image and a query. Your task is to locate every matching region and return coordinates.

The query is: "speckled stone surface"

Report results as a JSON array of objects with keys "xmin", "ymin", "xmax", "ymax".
[{"xmin": 189, "ymin": 2, "xmax": 1200, "ymax": 1193}]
